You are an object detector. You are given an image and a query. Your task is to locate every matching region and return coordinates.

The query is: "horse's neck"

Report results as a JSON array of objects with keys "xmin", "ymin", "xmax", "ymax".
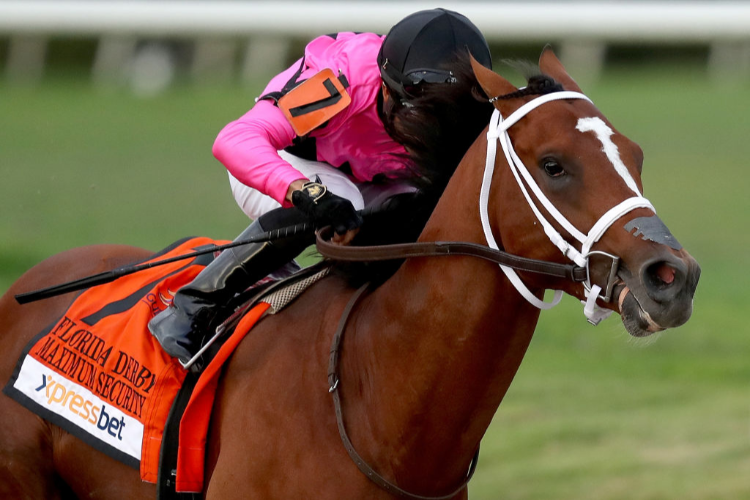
[{"xmin": 340, "ymin": 181, "xmax": 542, "ymax": 492}]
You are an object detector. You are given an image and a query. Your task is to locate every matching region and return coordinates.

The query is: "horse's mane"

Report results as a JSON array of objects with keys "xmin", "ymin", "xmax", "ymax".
[{"xmin": 334, "ymin": 62, "xmax": 564, "ymax": 285}]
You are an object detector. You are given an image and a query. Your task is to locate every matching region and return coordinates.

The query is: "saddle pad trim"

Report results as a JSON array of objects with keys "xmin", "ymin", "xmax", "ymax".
[{"xmin": 140, "ymin": 361, "xmax": 188, "ymax": 482}]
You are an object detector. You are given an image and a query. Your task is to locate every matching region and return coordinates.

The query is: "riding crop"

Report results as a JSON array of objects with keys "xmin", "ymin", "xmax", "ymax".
[
  {"xmin": 13, "ymin": 197, "xmax": 415, "ymax": 306},
  {"xmin": 14, "ymin": 220, "xmax": 316, "ymax": 305}
]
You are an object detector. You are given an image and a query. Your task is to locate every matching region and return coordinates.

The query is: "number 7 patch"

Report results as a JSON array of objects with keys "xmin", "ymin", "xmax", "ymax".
[{"xmin": 278, "ymin": 68, "xmax": 352, "ymax": 136}]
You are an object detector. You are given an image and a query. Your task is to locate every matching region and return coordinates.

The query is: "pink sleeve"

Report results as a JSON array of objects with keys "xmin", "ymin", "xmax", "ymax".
[{"xmin": 212, "ymin": 99, "xmax": 309, "ymax": 207}]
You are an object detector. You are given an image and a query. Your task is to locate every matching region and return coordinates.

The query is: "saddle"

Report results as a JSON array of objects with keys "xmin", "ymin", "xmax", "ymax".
[
  {"xmin": 3, "ymin": 237, "xmax": 330, "ymax": 498},
  {"xmin": 157, "ymin": 261, "xmax": 330, "ymax": 499}
]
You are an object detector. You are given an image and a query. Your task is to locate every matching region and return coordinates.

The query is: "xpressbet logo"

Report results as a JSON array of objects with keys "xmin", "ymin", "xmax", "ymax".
[{"xmin": 35, "ymin": 373, "xmax": 126, "ymax": 440}]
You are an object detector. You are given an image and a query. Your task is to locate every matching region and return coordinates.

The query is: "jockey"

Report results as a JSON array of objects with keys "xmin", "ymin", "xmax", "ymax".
[{"xmin": 149, "ymin": 8, "xmax": 494, "ymax": 363}]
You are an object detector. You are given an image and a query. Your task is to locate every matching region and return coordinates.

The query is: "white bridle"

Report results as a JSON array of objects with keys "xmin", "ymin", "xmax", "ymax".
[{"xmin": 480, "ymin": 91, "xmax": 655, "ymax": 324}]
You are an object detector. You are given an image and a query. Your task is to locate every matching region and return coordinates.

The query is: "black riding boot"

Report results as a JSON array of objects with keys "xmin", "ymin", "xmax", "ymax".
[{"xmin": 149, "ymin": 210, "xmax": 312, "ymax": 363}]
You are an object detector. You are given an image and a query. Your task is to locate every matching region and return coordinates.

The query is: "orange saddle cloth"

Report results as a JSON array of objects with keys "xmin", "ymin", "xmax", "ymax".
[{"xmin": 4, "ymin": 237, "xmax": 270, "ymax": 492}]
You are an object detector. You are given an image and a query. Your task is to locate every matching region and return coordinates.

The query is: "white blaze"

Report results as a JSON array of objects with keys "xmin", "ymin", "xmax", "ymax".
[{"xmin": 576, "ymin": 117, "xmax": 642, "ymax": 196}]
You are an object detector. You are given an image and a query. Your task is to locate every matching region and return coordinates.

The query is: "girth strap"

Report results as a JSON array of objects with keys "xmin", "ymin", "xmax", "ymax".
[
  {"xmin": 316, "ymin": 228, "xmax": 587, "ymax": 282},
  {"xmin": 328, "ymin": 283, "xmax": 480, "ymax": 500}
]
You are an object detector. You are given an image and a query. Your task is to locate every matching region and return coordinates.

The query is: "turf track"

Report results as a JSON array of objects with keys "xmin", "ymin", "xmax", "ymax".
[{"xmin": 1, "ymin": 64, "xmax": 747, "ymax": 499}]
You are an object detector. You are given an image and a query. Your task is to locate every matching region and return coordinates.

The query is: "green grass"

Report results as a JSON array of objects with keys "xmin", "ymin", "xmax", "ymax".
[{"xmin": 1, "ymin": 65, "xmax": 748, "ymax": 499}]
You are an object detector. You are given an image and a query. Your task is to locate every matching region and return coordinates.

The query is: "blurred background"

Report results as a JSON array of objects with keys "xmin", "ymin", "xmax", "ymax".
[{"xmin": 0, "ymin": 1, "xmax": 748, "ymax": 498}]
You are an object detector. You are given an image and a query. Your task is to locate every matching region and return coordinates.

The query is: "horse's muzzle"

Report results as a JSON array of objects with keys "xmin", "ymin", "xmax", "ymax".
[{"xmin": 619, "ymin": 250, "xmax": 701, "ymax": 336}]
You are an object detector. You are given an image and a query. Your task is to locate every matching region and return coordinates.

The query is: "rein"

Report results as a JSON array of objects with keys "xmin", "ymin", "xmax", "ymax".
[
  {"xmin": 327, "ymin": 283, "xmax": 480, "ymax": 500},
  {"xmin": 315, "ymin": 228, "xmax": 588, "ymax": 282}
]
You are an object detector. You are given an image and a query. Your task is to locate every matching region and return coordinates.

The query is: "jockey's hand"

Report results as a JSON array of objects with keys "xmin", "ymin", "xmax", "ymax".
[{"xmin": 292, "ymin": 182, "xmax": 363, "ymax": 240}]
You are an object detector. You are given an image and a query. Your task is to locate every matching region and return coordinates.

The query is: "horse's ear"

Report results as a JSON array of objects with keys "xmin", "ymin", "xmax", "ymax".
[
  {"xmin": 538, "ymin": 46, "xmax": 583, "ymax": 93},
  {"xmin": 470, "ymin": 54, "xmax": 517, "ymax": 105}
]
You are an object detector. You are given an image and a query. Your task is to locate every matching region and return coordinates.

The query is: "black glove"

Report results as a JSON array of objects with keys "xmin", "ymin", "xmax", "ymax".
[{"xmin": 292, "ymin": 182, "xmax": 363, "ymax": 235}]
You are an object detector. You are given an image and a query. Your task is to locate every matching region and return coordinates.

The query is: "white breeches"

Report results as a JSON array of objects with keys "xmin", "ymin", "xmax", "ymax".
[{"xmin": 228, "ymin": 150, "xmax": 416, "ymax": 220}]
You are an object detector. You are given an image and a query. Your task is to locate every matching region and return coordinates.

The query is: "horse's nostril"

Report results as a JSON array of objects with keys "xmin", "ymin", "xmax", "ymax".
[
  {"xmin": 645, "ymin": 262, "xmax": 678, "ymax": 290},
  {"xmin": 655, "ymin": 263, "xmax": 675, "ymax": 285},
  {"xmin": 641, "ymin": 257, "xmax": 690, "ymax": 306}
]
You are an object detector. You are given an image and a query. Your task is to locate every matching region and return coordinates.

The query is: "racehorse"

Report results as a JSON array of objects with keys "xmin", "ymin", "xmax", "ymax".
[{"xmin": 0, "ymin": 49, "xmax": 700, "ymax": 499}]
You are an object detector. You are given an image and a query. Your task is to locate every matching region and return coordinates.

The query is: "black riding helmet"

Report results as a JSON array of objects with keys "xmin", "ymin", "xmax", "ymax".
[{"xmin": 378, "ymin": 8, "xmax": 492, "ymax": 100}]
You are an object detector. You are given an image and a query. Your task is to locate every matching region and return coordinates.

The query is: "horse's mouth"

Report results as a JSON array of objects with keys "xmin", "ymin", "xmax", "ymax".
[{"xmin": 616, "ymin": 285, "xmax": 665, "ymax": 337}]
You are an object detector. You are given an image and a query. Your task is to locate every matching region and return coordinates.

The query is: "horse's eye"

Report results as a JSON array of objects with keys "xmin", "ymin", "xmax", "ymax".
[{"xmin": 542, "ymin": 159, "xmax": 565, "ymax": 177}]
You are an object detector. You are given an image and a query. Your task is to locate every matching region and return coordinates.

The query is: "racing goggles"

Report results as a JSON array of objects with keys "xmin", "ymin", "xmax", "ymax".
[{"xmin": 381, "ymin": 58, "xmax": 457, "ymax": 100}]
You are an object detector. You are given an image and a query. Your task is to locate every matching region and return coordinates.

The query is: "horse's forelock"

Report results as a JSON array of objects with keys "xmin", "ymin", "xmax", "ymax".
[{"xmin": 492, "ymin": 61, "xmax": 564, "ymax": 101}]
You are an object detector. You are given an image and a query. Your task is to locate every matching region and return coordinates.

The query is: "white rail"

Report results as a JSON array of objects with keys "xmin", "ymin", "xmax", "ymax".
[
  {"xmin": 0, "ymin": 1, "xmax": 749, "ymax": 41},
  {"xmin": 2, "ymin": 1, "xmax": 749, "ymax": 89}
]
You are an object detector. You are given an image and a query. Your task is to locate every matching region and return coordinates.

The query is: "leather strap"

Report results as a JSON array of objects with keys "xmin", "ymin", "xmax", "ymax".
[
  {"xmin": 328, "ymin": 284, "xmax": 480, "ymax": 500},
  {"xmin": 316, "ymin": 228, "xmax": 587, "ymax": 282}
]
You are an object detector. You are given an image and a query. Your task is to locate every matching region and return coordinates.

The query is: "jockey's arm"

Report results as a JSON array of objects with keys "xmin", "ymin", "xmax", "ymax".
[
  {"xmin": 213, "ymin": 100, "xmax": 361, "ymax": 239},
  {"xmin": 212, "ymin": 99, "xmax": 309, "ymax": 208}
]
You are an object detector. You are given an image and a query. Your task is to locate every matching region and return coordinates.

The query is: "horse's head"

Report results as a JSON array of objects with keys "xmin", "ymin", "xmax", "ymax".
[{"xmin": 469, "ymin": 48, "xmax": 700, "ymax": 336}]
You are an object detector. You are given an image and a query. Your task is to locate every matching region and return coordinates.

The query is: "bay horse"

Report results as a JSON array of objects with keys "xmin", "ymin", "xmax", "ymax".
[{"xmin": 0, "ymin": 49, "xmax": 700, "ymax": 499}]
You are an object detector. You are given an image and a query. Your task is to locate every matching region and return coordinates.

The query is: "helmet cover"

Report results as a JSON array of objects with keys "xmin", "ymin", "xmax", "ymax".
[{"xmin": 378, "ymin": 8, "xmax": 492, "ymax": 98}]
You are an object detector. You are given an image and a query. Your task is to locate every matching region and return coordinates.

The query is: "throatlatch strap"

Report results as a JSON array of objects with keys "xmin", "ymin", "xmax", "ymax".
[{"xmin": 327, "ymin": 284, "xmax": 480, "ymax": 500}]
